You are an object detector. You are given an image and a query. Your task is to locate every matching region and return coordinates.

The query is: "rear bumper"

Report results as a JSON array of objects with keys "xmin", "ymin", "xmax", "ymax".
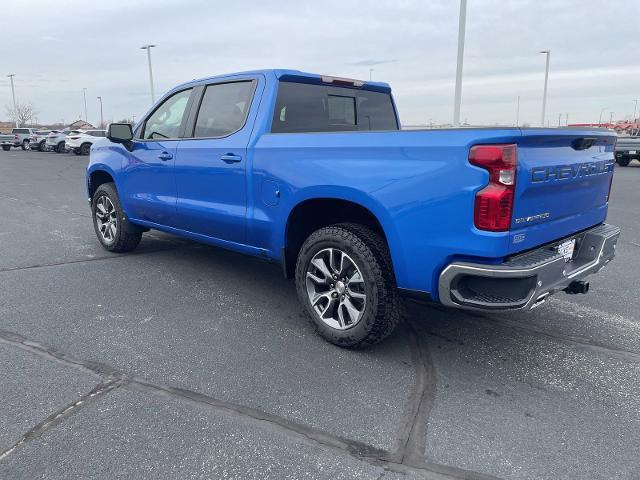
[{"xmin": 438, "ymin": 223, "xmax": 620, "ymax": 310}]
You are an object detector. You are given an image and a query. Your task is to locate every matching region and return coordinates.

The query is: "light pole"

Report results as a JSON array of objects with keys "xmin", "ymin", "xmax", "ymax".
[
  {"xmin": 515, "ymin": 96, "xmax": 520, "ymax": 126},
  {"xmin": 83, "ymin": 88, "xmax": 88, "ymax": 122},
  {"xmin": 140, "ymin": 44, "xmax": 156, "ymax": 105},
  {"xmin": 609, "ymin": 112, "xmax": 614, "ymax": 125},
  {"xmin": 369, "ymin": 68, "xmax": 374, "ymax": 81},
  {"xmin": 633, "ymin": 99, "xmax": 638, "ymax": 121},
  {"xmin": 598, "ymin": 107, "xmax": 608, "ymax": 126},
  {"xmin": 97, "ymin": 96, "xmax": 104, "ymax": 128},
  {"xmin": 7, "ymin": 74, "xmax": 18, "ymax": 127},
  {"xmin": 540, "ymin": 50, "xmax": 551, "ymax": 127},
  {"xmin": 453, "ymin": 0, "xmax": 467, "ymax": 127}
]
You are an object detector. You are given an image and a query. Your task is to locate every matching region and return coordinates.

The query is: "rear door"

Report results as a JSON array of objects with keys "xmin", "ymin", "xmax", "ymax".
[
  {"xmin": 174, "ymin": 78, "xmax": 259, "ymax": 243},
  {"xmin": 508, "ymin": 129, "xmax": 616, "ymax": 253},
  {"xmin": 119, "ymin": 88, "xmax": 193, "ymax": 226}
]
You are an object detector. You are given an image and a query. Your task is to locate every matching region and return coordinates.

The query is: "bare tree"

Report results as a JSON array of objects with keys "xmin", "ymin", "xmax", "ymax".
[{"xmin": 5, "ymin": 102, "xmax": 37, "ymax": 127}]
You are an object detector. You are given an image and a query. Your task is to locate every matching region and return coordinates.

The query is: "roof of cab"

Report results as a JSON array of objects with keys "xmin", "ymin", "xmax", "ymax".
[{"xmin": 180, "ymin": 69, "xmax": 392, "ymax": 94}]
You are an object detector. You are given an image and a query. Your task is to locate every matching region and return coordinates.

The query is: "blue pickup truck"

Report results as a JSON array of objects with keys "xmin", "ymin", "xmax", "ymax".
[{"xmin": 87, "ymin": 69, "xmax": 620, "ymax": 348}]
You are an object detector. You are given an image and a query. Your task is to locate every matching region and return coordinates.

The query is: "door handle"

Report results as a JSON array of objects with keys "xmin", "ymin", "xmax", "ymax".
[
  {"xmin": 158, "ymin": 152, "xmax": 173, "ymax": 161},
  {"xmin": 220, "ymin": 153, "xmax": 242, "ymax": 163}
]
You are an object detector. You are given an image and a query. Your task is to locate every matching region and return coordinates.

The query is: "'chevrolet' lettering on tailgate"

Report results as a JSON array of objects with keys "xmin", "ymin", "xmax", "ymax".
[{"xmin": 531, "ymin": 159, "xmax": 614, "ymax": 183}]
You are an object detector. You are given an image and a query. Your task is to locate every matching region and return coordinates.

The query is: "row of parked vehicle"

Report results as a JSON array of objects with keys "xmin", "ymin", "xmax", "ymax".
[{"xmin": 0, "ymin": 127, "xmax": 106, "ymax": 155}]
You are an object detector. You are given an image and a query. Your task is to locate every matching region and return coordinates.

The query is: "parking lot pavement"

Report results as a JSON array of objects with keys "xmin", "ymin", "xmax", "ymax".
[{"xmin": 0, "ymin": 150, "xmax": 639, "ymax": 480}]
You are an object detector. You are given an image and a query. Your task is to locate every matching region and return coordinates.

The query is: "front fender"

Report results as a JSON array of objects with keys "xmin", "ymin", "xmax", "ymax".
[{"xmin": 86, "ymin": 142, "xmax": 128, "ymax": 198}]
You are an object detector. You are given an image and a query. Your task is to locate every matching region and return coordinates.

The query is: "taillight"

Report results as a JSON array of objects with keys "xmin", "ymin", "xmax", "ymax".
[
  {"xmin": 14, "ymin": 134, "xmax": 18, "ymax": 139},
  {"xmin": 469, "ymin": 144, "xmax": 517, "ymax": 232}
]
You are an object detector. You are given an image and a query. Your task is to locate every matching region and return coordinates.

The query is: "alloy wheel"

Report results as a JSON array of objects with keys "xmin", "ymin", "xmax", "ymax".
[
  {"xmin": 95, "ymin": 195, "xmax": 118, "ymax": 243},
  {"xmin": 305, "ymin": 248, "xmax": 367, "ymax": 330}
]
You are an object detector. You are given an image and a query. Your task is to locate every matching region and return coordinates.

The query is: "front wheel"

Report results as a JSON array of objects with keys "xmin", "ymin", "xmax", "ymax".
[
  {"xmin": 38, "ymin": 141, "xmax": 46, "ymax": 151},
  {"xmin": 56, "ymin": 141, "xmax": 65, "ymax": 153},
  {"xmin": 295, "ymin": 223, "xmax": 401, "ymax": 348},
  {"xmin": 91, "ymin": 182, "xmax": 142, "ymax": 253},
  {"xmin": 21, "ymin": 140, "xmax": 30, "ymax": 150},
  {"xmin": 1, "ymin": 145, "xmax": 10, "ymax": 151}
]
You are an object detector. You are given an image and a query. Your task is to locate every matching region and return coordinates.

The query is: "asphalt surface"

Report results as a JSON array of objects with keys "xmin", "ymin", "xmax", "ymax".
[{"xmin": 0, "ymin": 149, "xmax": 638, "ymax": 480}]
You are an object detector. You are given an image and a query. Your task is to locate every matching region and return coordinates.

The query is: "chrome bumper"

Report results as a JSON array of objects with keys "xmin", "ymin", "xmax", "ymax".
[{"xmin": 438, "ymin": 223, "xmax": 620, "ymax": 310}]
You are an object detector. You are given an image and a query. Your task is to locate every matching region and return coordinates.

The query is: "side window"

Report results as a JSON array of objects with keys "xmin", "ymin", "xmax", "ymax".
[
  {"xmin": 141, "ymin": 89, "xmax": 192, "ymax": 140},
  {"xmin": 193, "ymin": 81, "xmax": 254, "ymax": 138}
]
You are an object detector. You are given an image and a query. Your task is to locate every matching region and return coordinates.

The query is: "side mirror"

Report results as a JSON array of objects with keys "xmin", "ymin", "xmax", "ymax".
[{"xmin": 107, "ymin": 123, "xmax": 133, "ymax": 143}]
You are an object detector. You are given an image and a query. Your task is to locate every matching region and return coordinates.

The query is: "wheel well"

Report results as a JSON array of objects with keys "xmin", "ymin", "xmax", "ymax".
[
  {"xmin": 88, "ymin": 170, "xmax": 114, "ymax": 199},
  {"xmin": 283, "ymin": 198, "xmax": 389, "ymax": 278}
]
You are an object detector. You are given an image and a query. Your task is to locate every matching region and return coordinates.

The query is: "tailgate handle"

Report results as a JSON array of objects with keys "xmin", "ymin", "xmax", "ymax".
[{"xmin": 572, "ymin": 137, "xmax": 597, "ymax": 151}]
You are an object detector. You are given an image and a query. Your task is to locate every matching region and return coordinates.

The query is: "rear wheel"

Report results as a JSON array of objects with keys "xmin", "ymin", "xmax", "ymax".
[
  {"xmin": 73, "ymin": 148, "xmax": 81, "ymax": 155},
  {"xmin": 616, "ymin": 155, "xmax": 631, "ymax": 167},
  {"xmin": 38, "ymin": 141, "xmax": 45, "ymax": 151},
  {"xmin": 91, "ymin": 182, "xmax": 142, "ymax": 253},
  {"xmin": 80, "ymin": 142, "xmax": 91, "ymax": 156},
  {"xmin": 56, "ymin": 141, "xmax": 65, "ymax": 153},
  {"xmin": 1, "ymin": 145, "xmax": 10, "ymax": 151},
  {"xmin": 295, "ymin": 223, "xmax": 401, "ymax": 348},
  {"xmin": 21, "ymin": 140, "xmax": 30, "ymax": 151}
]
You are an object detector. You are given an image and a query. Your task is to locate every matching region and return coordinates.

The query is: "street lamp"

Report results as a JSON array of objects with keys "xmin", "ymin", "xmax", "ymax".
[
  {"xmin": 609, "ymin": 111, "xmax": 614, "ymax": 125},
  {"xmin": 369, "ymin": 68, "xmax": 374, "ymax": 81},
  {"xmin": 539, "ymin": 50, "xmax": 551, "ymax": 127},
  {"xmin": 83, "ymin": 88, "xmax": 88, "ymax": 122},
  {"xmin": 140, "ymin": 44, "xmax": 156, "ymax": 105},
  {"xmin": 633, "ymin": 99, "xmax": 638, "ymax": 122},
  {"xmin": 453, "ymin": 0, "xmax": 467, "ymax": 127},
  {"xmin": 598, "ymin": 107, "xmax": 608, "ymax": 126},
  {"xmin": 97, "ymin": 96, "xmax": 104, "ymax": 128},
  {"xmin": 7, "ymin": 74, "xmax": 17, "ymax": 127}
]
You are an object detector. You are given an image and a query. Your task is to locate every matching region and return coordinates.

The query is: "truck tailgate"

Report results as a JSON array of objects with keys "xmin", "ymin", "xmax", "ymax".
[{"xmin": 507, "ymin": 129, "xmax": 616, "ymax": 254}]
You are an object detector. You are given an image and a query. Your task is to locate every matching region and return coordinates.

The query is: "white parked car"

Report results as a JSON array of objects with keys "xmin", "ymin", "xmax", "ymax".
[
  {"xmin": 46, "ymin": 130, "xmax": 82, "ymax": 153},
  {"xmin": 66, "ymin": 130, "xmax": 106, "ymax": 155}
]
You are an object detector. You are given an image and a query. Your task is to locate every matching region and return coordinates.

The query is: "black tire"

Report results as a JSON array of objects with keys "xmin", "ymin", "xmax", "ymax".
[
  {"xmin": 56, "ymin": 141, "xmax": 65, "ymax": 153},
  {"xmin": 295, "ymin": 223, "xmax": 401, "ymax": 348},
  {"xmin": 616, "ymin": 156, "xmax": 631, "ymax": 167},
  {"xmin": 73, "ymin": 148, "xmax": 81, "ymax": 155},
  {"xmin": 1, "ymin": 145, "xmax": 10, "ymax": 151},
  {"xmin": 21, "ymin": 140, "xmax": 30, "ymax": 151},
  {"xmin": 80, "ymin": 143, "xmax": 91, "ymax": 156},
  {"xmin": 91, "ymin": 182, "xmax": 142, "ymax": 253}
]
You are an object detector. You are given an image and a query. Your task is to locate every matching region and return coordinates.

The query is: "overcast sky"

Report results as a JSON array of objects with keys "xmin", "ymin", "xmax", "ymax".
[{"xmin": 1, "ymin": 0, "xmax": 638, "ymax": 127}]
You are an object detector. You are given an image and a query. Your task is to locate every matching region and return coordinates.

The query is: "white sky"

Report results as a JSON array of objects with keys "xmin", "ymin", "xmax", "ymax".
[{"xmin": 1, "ymin": 0, "xmax": 638, "ymax": 127}]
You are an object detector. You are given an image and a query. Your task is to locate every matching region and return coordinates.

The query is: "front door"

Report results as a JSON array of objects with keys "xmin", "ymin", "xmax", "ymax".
[
  {"xmin": 174, "ymin": 80, "xmax": 257, "ymax": 243},
  {"xmin": 119, "ymin": 88, "xmax": 193, "ymax": 226}
]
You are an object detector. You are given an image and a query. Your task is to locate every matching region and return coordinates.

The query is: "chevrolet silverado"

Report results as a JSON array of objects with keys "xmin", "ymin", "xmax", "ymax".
[{"xmin": 86, "ymin": 69, "xmax": 620, "ymax": 348}]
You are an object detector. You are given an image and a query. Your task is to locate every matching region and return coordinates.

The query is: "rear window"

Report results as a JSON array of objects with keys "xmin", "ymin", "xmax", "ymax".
[
  {"xmin": 271, "ymin": 81, "xmax": 398, "ymax": 133},
  {"xmin": 12, "ymin": 128, "xmax": 29, "ymax": 134}
]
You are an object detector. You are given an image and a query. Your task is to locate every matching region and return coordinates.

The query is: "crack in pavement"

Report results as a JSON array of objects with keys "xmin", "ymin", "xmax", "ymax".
[
  {"xmin": 0, "ymin": 378, "xmax": 123, "ymax": 461},
  {"xmin": 0, "ymin": 247, "xmax": 176, "ymax": 274},
  {"xmin": 393, "ymin": 320, "xmax": 436, "ymax": 466},
  {"xmin": 0, "ymin": 328, "xmax": 502, "ymax": 480}
]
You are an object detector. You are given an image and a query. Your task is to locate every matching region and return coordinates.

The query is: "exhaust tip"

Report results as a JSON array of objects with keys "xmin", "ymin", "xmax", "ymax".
[{"xmin": 564, "ymin": 280, "xmax": 589, "ymax": 295}]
